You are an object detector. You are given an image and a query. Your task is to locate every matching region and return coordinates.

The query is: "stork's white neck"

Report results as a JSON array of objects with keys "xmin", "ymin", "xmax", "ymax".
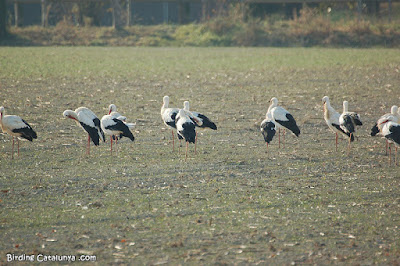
[
  {"xmin": 184, "ymin": 101, "xmax": 190, "ymax": 111},
  {"xmin": 161, "ymin": 96, "xmax": 170, "ymax": 115},
  {"xmin": 267, "ymin": 98, "xmax": 277, "ymax": 113},
  {"xmin": 391, "ymin": 105, "xmax": 398, "ymax": 115},
  {"xmin": 343, "ymin": 101, "xmax": 349, "ymax": 112}
]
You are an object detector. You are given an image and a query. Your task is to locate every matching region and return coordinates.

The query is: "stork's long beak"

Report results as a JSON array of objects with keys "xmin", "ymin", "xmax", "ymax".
[{"xmin": 68, "ymin": 115, "xmax": 78, "ymax": 121}]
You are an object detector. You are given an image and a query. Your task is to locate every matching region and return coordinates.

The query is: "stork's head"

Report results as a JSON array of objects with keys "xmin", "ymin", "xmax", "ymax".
[
  {"xmin": 63, "ymin": 110, "xmax": 78, "ymax": 121},
  {"xmin": 270, "ymin": 97, "xmax": 278, "ymax": 106},
  {"xmin": 322, "ymin": 96, "xmax": 330, "ymax": 104},
  {"xmin": 0, "ymin": 106, "xmax": 4, "ymax": 119},
  {"xmin": 162, "ymin": 96, "xmax": 170, "ymax": 108},
  {"xmin": 108, "ymin": 104, "xmax": 117, "ymax": 115}
]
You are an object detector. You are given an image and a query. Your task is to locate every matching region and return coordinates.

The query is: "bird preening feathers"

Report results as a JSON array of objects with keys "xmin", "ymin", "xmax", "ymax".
[
  {"xmin": 63, "ymin": 107, "xmax": 105, "ymax": 155},
  {"xmin": 104, "ymin": 104, "xmax": 135, "ymax": 153},
  {"xmin": 100, "ymin": 113, "xmax": 135, "ymax": 154}
]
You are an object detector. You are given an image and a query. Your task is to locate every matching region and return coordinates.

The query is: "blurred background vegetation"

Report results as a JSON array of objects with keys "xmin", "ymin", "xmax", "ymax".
[{"xmin": 1, "ymin": 0, "xmax": 399, "ymax": 47}]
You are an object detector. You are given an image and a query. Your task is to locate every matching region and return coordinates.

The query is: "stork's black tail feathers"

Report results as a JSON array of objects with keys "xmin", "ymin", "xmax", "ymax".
[
  {"xmin": 197, "ymin": 113, "xmax": 217, "ymax": 130},
  {"xmin": 81, "ymin": 122, "xmax": 100, "ymax": 146},
  {"xmin": 179, "ymin": 123, "xmax": 196, "ymax": 143},
  {"xmin": 387, "ymin": 124, "xmax": 400, "ymax": 145},
  {"xmin": 371, "ymin": 123, "xmax": 379, "ymax": 136},
  {"xmin": 13, "ymin": 120, "xmax": 37, "ymax": 141},
  {"xmin": 275, "ymin": 113, "xmax": 300, "ymax": 137},
  {"xmin": 106, "ymin": 118, "xmax": 135, "ymax": 142},
  {"xmin": 202, "ymin": 119, "xmax": 217, "ymax": 130},
  {"xmin": 351, "ymin": 114, "xmax": 363, "ymax": 126},
  {"xmin": 119, "ymin": 124, "xmax": 135, "ymax": 141},
  {"xmin": 342, "ymin": 115, "xmax": 355, "ymax": 135},
  {"xmin": 261, "ymin": 121, "xmax": 276, "ymax": 144}
]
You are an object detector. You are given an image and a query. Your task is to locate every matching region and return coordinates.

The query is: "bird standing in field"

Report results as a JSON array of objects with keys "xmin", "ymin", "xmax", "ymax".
[
  {"xmin": 100, "ymin": 114, "xmax": 135, "ymax": 154},
  {"xmin": 260, "ymin": 108, "xmax": 276, "ymax": 151},
  {"xmin": 339, "ymin": 100, "xmax": 362, "ymax": 153},
  {"xmin": 175, "ymin": 109, "xmax": 197, "ymax": 161},
  {"xmin": 268, "ymin": 97, "xmax": 300, "ymax": 148},
  {"xmin": 0, "ymin": 106, "xmax": 37, "ymax": 159},
  {"xmin": 63, "ymin": 107, "xmax": 105, "ymax": 155},
  {"xmin": 371, "ymin": 105, "xmax": 399, "ymax": 155},
  {"xmin": 161, "ymin": 96, "xmax": 180, "ymax": 151},
  {"xmin": 322, "ymin": 96, "xmax": 354, "ymax": 151},
  {"xmin": 183, "ymin": 100, "xmax": 216, "ymax": 153},
  {"xmin": 381, "ymin": 121, "xmax": 400, "ymax": 166},
  {"xmin": 107, "ymin": 104, "xmax": 135, "ymax": 150}
]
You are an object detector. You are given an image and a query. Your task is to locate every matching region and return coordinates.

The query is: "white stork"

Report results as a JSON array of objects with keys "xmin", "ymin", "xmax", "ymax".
[
  {"xmin": 371, "ymin": 105, "xmax": 399, "ymax": 155},
  {"xmin": 183, "ymin": 100, "xmax": 215, "ymax": 153},
  {"xmin": 0, "ymin": 106, "xmax": 37, "ymax": 159},
  {"xmin": 107, "ymin": 104, "xmax": 135, "ymax": 150},
  {"xmin": 161, "ymin": 96, "xmax": 179, "ymax": 151},
  {"xmin": 322, "ymin": 96, "xmax": 354, "ymax": 151},
  {"xmin": 339, "ymin": 100, "xmax": 362, "ymax": 152},
  {"xmin": 381, "ymin": 121, "xmax": 400, "ymax": 166},
  {"xmin": 260, "ymin": 109, "xmax": 276, "ymax": 151},
  {"xmin": 175, "ymin": 109, "xmax": 197, "ymax": 161},
  {"xmin": 63, "ymin": 107, "xmax": 105, "ymax": 155},
  {"xmin": 100, "ymin": 114, "xmax": 135, "ymax": 154},
  {"xmin": 268, "ymin": 97, "xmax": 300, "ymax": 148}
]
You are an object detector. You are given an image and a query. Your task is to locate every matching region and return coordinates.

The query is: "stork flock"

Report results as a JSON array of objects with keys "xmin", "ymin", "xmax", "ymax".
[
  {"xmin": 161, "ymin": 96, "xmax": 217, "ymax": 161},
  {"xmin": 1, "ymin": 95, "xmax": 400, "ymax": 165},
  {"xmin": 261, "ymin": 96, "xmax": 399, "ymax": 166}
]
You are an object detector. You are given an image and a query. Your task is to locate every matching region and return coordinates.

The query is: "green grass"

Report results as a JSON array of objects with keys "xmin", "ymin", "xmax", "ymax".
[{"xmin": 0, "ymin": 47, "xmax": 400, "ymax": 264}]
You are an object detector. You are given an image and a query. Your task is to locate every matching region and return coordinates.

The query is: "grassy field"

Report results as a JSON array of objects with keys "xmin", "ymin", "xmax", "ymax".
[{"xmin": 0, "ymin": 47, "xmax": 400, "ymax": 264}]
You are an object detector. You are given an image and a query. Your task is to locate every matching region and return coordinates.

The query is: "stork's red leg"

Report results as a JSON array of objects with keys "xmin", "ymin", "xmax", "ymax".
[
  {"xmin": 185, "ymin": 141, "xmax": 188, "ymax": 161},
  {"xmin": 87, "ymin": 134, "xmax": 90, "ymax": 155},
  {"xmin": 195, "ymin": 132, "xmax": 197, "ymax": 154},
  {"xmin": 283, "ymin": 129, "xmax": 286, "ymax": 148},
  {"xmin": 386, "ymin": 139, "xmax": 388, "ymax": 156},
  {"xmin": 335, "ymin": 133, "xmax": 338, "ymax": 152},
  {"xmin": 17, "ymin": 138, "xmax": 20, "ymax": 157},
  {"xmin": 115, "ymin": 136, "xmax": 118, "ymax": 154},
  {"xmin": 11, "ymin": 136, "xmax": 14, "ymax": 159},
  {"xmin": 171, "ymin": 130, "xmax": 175, "ymax": 152},
  {"xmin": 278, "ymin": 129, "xmax": 281, "ymax": 149},
  {"xmin": 110, "ymin": 136, "xmax": 113, "ymax": 154},
  {"xmin": 389, "ymin": 144, "xmax": 392, "ymax": 166},
  {"xmin": 347, "ymin": 133, "xmax": 352, "ymax": 155}
]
